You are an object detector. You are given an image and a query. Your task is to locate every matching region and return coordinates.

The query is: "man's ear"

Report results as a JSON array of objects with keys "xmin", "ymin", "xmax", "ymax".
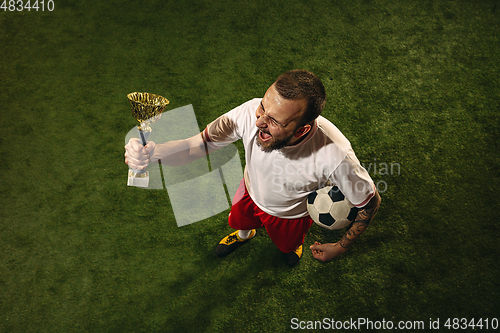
[{"xmin": 294, "ymin": 124, "xmax": 311, "ymax": 137}]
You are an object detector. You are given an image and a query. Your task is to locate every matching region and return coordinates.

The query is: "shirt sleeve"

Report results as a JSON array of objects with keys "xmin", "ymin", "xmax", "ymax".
[
  {"xmin": 202, "ymin": 114, "xmax": 240, "ymax": 149},
  {"xmin": 330, "ymin": 156, "xmax": 375, "ymax": 208},
  {"xmin": 202, "ymin": 99, "xmax": 259, "ymax": 149}
]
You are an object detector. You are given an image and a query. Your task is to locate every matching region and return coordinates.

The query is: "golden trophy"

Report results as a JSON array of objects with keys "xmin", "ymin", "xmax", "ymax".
[{"xmin": 127, "ymin": 92, "xmax": 169, "ymax": 187}]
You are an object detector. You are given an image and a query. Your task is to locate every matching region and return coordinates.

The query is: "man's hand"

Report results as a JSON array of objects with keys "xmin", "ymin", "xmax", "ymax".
[
  {"xmin": 310, "ymin": 241, "xmax": 348, "ymax": 262},
  {"xmin": 124, "ymin": 138, "xmax": 156, "ymax": 171}
]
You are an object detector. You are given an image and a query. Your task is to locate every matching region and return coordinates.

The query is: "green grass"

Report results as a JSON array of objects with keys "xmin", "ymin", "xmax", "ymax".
[{"xmin": 1, "ymin": 0, "xmax": 499, "ymax": 332}]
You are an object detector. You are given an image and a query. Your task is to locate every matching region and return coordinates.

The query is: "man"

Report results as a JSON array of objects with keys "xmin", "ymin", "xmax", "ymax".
[{"xmin": 125, "ymin": 70, "xmax": 380, "ymax": 266}]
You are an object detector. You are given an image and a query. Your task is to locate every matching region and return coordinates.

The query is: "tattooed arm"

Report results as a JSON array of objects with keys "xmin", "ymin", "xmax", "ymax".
[{"xmin": 310, "ymin": 189, "xmax": 381, "ymax": 262}]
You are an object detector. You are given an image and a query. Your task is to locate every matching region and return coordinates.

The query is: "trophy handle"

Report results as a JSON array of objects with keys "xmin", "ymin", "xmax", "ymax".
[
  {"xmin": 129, "ymin": 128, "xmax": 151, "ymax": 174},
  {"xmin": 127, "ymin": 128, "xmax": 152, "ymax": 187},
  {"xmin": 139, "ymin": 131, "xmax": 148, "ymax": 146}
]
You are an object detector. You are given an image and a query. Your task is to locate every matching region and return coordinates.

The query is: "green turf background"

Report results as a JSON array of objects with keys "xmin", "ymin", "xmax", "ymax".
[{"xmin": 1, "ymin": 0, "xmax": 499, "ymax": 332}]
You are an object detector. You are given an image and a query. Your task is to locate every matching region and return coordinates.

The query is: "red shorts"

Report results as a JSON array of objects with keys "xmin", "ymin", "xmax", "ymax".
[{"xmin": 228, "ymin": 179, "xmax": 314, "ymax": 253}]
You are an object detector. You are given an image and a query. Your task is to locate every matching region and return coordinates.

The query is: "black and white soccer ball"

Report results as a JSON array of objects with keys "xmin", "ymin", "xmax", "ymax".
[{"xmin": 307, "ymin": 186, "xmax": 359, "ymax": 230}]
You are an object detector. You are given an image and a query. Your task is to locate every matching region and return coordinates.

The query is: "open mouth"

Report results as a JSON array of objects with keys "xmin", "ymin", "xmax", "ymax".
[{"xmin": 259, "ymin": 130, "xmax": 272, "ymax": 142}]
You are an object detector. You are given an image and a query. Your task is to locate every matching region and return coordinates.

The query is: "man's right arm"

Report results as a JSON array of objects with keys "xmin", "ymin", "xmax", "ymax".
[
  {"xmin": 124, "ymin": 132, "xmax": 216, "ymax": 170},
  {"xmin": 125, "ymin": 109, "xmax": 243, "ymax": 170}
]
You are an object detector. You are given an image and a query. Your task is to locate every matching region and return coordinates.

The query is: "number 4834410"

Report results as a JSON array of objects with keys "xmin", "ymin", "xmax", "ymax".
[{"xmin": 1, "ymin": 0, "xmax": 55, "ymax": 11}]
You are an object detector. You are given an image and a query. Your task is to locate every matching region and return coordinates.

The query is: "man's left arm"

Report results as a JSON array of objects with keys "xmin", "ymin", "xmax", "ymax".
[{"xmin": 310, "ymin": 189, "xmax": 381, "ymax": 262}]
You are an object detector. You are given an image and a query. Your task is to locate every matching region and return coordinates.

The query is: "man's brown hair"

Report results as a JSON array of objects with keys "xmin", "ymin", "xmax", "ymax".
[{"xmin": 274, "ymin": 70, "xmax": 326, "ymax": 128}]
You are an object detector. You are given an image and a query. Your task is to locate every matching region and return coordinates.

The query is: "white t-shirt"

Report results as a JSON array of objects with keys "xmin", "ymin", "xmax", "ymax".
[{"xmin": 203, "ymin": 98, "xmax": 375, "ymax": 219}]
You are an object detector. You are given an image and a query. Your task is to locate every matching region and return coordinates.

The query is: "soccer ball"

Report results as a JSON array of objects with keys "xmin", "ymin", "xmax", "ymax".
[{"xmin": 307, "ymin": 186, "xmax": 359, "ymax": 230}]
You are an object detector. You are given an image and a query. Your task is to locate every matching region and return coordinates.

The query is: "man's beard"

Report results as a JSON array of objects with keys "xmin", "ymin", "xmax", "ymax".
[{"xmin": 256, "ymin": 129, "xmax": 295, "ymax": 153}]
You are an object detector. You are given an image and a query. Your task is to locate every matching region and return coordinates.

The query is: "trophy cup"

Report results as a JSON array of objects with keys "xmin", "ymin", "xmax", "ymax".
[{"xmin": 127, "ymin": 92, "xmax": 169, "ymax": 187}]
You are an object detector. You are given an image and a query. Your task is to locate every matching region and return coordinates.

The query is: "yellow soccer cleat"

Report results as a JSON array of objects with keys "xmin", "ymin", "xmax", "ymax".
[
  {"xmin": 215, "ymin": 229, "xmax": 256, "ymax": 257},
  {"xmin": 284, "ymin": 245, "xmax": 303, "ymax": 267}
]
